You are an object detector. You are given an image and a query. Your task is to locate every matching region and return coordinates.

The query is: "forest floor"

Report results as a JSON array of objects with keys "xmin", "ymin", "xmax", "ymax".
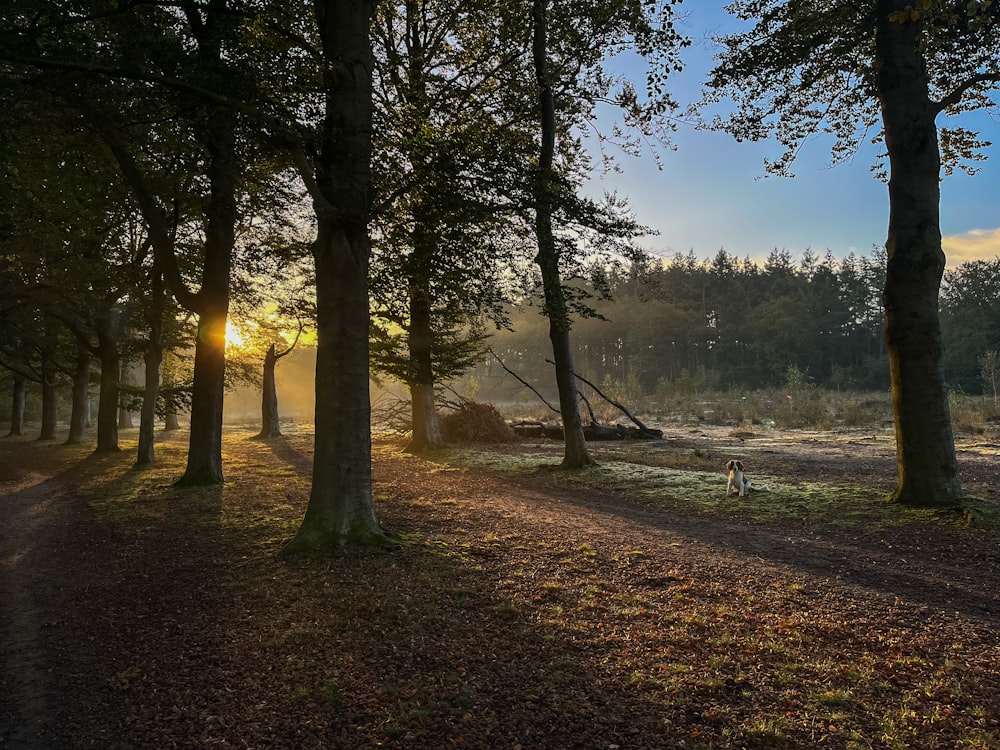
[{"xmin": 1, "ymin": 422, "xmax": 999, "ymax": 749}]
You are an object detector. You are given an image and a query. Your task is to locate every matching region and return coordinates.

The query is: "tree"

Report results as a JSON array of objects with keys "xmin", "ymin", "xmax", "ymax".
[
  {"xmin": 256, "ymin": 322, "xmax": 304, "ymax": 439},
  {"xmin": 530, "ymin": 0, "xmax": 593, "ymax": 467},
  {"xmin": 526, "ymin": 0, "xmax": 687, "ymax": 467},
  {"xmin": 704, "ymin": 0, "xmax": 1000, "ymax": 506},
  {"xmin": 369, "ymin": 0, "xmax": 525, "ymax": 453},
  {"xmin": 284, "ymin": 0, "xmax": 395, "ymax": 551}
]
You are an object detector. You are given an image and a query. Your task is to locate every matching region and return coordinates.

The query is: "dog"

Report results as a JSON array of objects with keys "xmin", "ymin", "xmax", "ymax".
[{"xmin": 726, "ymin": 459, "xmax": 769, "ymax": 497}]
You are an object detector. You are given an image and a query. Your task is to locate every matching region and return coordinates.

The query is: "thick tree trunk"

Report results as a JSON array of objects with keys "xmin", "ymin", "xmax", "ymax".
[
  {"xmin": 407, "ymin": 383, "xmax": 442, "ymax": 452},
  {"xmin": 95, "ymin": 325, "xmax": 121, "ymax": 452},
  {"xmin": 285, "ymin": 0, "xmax": 392, "ymax": 551},
  {"xmin": 37, "ymin": 356, "xmax": 57, "ymax": 441},
  {"xmin": 290, "ymin": 219, "xmax": 388, "ymax": 549},
  {"xmin": 163, "ymin": 408, "xmax": 181, "ymax": 431},
  {"xmin": 175, "ymin": 107, "xmax": 236, "ymax": 486},
  {"xmin": 8, "ymin": 376, "xmax": 26, "ymax": 436},
  {"xmin": 178, "ymin": 302, "xmax": 228, "ymax": 484},
  {"xmin": 531, "ymin": 0, "xmax": 594, "ymax": 469},
  {"xmin": 258, "ymin": 344, "xmax": 282, "ymax": 438},
  {"xmin": 65, "ymin": 344, "xmax": 90, "ymax": 444},
  {"xmin": 876, "ymin": 2, "xmax": 962, "ymax": 507}
]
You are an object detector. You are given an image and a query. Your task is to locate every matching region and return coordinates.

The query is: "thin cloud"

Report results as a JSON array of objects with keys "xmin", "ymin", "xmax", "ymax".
[{"xmin": 942, "ymin": 228, "xmax": 1000, "ymax": 267}]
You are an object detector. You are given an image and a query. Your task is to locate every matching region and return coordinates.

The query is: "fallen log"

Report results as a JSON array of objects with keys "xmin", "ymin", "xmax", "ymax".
[{"xmin": 512, "ymin": 421, "xmax": 663, "ymax": 441}]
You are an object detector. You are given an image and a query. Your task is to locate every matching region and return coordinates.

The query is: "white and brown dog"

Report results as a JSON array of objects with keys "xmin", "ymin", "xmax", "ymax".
[{"xmin": 725, "ymin": 459, "xmax": 769, "ymax": 497}]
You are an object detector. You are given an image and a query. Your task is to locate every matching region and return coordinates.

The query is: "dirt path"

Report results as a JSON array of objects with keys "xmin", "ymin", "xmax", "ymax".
[{"xmin": 0, "ymin": 450, "xmax": 99, "ymax": 747}]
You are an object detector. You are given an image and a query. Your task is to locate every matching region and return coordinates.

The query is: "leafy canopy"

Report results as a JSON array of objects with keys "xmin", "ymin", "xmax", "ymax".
[{"xmin": 702, "ymin": 0, "xmax": 1000, "ymax": 177}]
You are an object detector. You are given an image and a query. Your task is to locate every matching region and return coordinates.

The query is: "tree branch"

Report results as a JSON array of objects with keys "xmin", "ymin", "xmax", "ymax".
[
  {"xmin": 546, "ymin": 358, "xmax": 653, "ymax": 432},
  {"xmin": 935, "ymin": 72, "xmax": 1000, "ymax": 113},
  {"xmin": 488, "ymin": 348, "xmax": 559, "ymax": 414}
]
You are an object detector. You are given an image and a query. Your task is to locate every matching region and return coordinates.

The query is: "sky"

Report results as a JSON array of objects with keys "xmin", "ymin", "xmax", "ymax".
[{"xmin": 584, "ymin": 3, "xmax": 1000, "ymax": 268}]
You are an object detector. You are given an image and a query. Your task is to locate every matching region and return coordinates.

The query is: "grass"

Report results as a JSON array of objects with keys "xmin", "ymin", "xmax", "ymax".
[{"xmin": 435, "ymin": 440, "xmax": 985, "ymax": 533}]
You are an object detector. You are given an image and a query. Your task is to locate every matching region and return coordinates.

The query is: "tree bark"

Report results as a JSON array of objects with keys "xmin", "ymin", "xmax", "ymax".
[
  {"xmin": 37, "ymin": 354, "xmax": 57, "ymax": 441},
  {"xmin": 8, "ymin": 376, "xmax": 26, "ymax": 436},
  {"xmin": 178, "ymin": 299, "xmax": 228, "ymax": 484},
  {"xmin": 95, "ymin": 312, "xmax": 121, "ymax": 453},
  {"xmin": 405, "ymin": 262, "xmax": 444, "ymax": 453},
  {"xmin": 163, "ymin": 408, "xmax": 181, "ymax": 431},
  {"xmin": 531, "ymin": 0, "xmax": 594, "ymax": 469},
  {"xmin": 136, "ymin": 341, "xmax": 162, "ymax": 465},
  {"xmin": 137, "ymin": 290, "xmax": 164, "ymax": 465},
  {"xmin": 65, "ymin": 344, "xmax": 91, "ymax": 444},
  {"xmin": 285, "ymin": 0, "xmax": 393, "ymax": 551},
  {"xmin": 876, "ymin": 2, "xmax": 963, "ymax": 507},
  {"xmin": 258, "ymin": 344, "xmax": 282, "ymax": 438},
  {"xmin": 118, "ymin": 362, "xmax": 134, "ymax": 428}
]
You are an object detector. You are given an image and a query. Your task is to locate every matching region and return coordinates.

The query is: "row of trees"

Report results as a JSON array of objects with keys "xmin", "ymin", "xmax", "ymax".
[
  {"xmin": 2, "ymin": 0, "xmax": 999, "ymax": 545},
  {"xmin": 480, "ymin": 249, "xmax": 1000, "ymax": 398},
  {"xmin": 1, "ymin": 0, "xmax": 688, "ymax": 548}
]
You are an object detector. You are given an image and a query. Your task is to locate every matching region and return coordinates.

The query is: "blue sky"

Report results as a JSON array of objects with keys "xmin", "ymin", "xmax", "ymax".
[{"xmin": 585, "ymin": 3, "xmax": 1000, "ymax": 268}]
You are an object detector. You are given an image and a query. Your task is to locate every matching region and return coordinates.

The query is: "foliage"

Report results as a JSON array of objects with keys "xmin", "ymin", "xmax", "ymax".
[
  {"xmin": 701, "ymin": 0, "xmax": 1000, "ymax": 178},
  {"xmin": 472, "ymin": 248, "xmax": 895, "ymax": 399},
  {"xmin": 941, "ymin": 257, "xmax": 1000, "ymax": 392}
]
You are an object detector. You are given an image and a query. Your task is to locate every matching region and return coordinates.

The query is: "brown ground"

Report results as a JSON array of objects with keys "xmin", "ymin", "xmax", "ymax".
[{"xmin": 1, "ymin": 425, "xmax": 998, "ymax": 749}]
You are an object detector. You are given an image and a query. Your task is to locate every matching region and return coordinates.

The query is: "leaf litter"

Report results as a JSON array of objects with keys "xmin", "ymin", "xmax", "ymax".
[{"xmin": 0, "ymin": 425, "xmax": 998, "ymax": 749}]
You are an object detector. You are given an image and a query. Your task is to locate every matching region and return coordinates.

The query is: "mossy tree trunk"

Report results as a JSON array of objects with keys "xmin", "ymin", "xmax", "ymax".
[{"xmin": 285, "ymin": 0, "xmax": 394, "ymax": 551}]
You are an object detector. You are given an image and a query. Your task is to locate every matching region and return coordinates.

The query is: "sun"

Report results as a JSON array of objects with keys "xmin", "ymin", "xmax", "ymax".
[{"xmin": 225, "ymin": 320, "xmax": 246, "ymax": 349}]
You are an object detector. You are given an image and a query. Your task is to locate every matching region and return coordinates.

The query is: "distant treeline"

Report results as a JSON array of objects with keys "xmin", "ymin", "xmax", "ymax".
[{"xmin": 475, "ymin": 249, "xmax": 1000, "ymax": 397}]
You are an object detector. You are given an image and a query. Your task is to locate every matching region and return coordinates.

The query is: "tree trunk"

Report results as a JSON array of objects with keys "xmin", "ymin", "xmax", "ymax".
[
  {"xmin": 407, "ymin": 383, "xmax": 442, "ymax": 452},
  {"xmin": 285, "ymin": 0, "xmax": 392, "ymax": 551},
  {"xmin": 875, "ymin": 2, "xmax": 963, "ymax": 507},
  {"xmin": 8, "ymin": 376, "xmax": 26, "ymax": 436},
  {"xmin": 531, "ymin": 0, "xmax": 594, "ymax": 469},
  {"xmin": 399, "ymin": 1, "xmax": 444, "ymax": 455},
  {"xmin": 175, "ymin": 106, "xmax": 236, "ymax": 486},
  {"xmin": 65, "ymin": 344, "xmax": 90, "ymax": 444},
  {"xmin": 37, "ymin": 355, "xmax": 57, "ymax": 441},
  {"xmin": 163, "ymin": 408, "xmax": 181, "ymax": 431},
  {"xmin": 405, "ymin": 273, "xmax": 444, "ymax": 453},
  {"xmin": 178, "ymin": 301, "xmax": 228, "ymax": 484},
  {"xmin": 95, "ymin": 321, "xmax": 121, "ymax": 453},
  {"xmin": 118, "ymin": 362, "xmax": 134, "ymax": 428},
  {"xmin": 137, "ymin": 318, "xmax": 164, "ymax": 466},
  {"xmin": 258, "ymin": 344, "xmax": 282, "ymax": 438}
]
